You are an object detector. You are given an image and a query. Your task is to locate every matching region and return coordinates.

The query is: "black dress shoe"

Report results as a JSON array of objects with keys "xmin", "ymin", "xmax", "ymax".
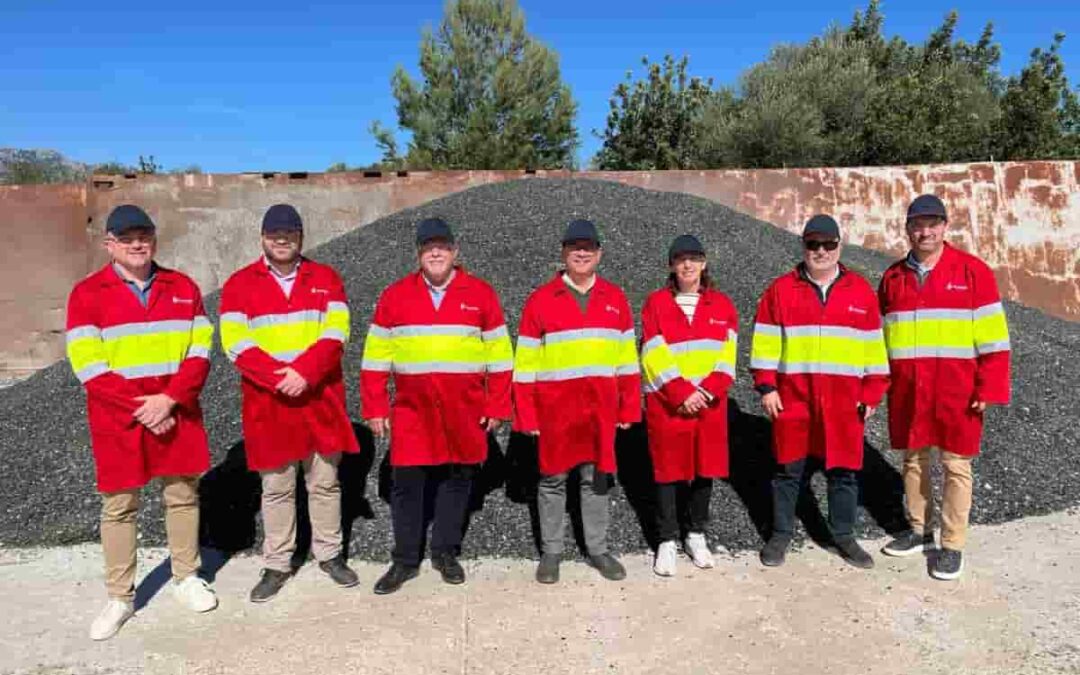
[
  {"xmin": 373, "ymin": 563, "xmax": 419, "ymax": 595},
  {"xmin": 587, "ymin": 553, "xmax": 627, "ymax": 581},
  {"xmin": 319, "ymin": 555, "xmax": 360, "ymax": 588},
  {"xmin": 431, "ymin": 553, "xmax": 466, "ymax": 585},
  {"xmin": 759, "ymin": 535, "xmax": 792, "ymax": 567},
  {"xmin": 535, "ymin": 554, "xmax": 561, "ymax": 584},
  {"xmin": 835, "ymin": 538, "xmax": 875, "ymax": 569},
  {"xmin": 249, "ymin": 568, "xmax": 292, "ymax": 603}
]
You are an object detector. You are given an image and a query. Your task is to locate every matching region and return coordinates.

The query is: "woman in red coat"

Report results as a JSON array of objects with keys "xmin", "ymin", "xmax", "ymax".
[{"xmin": 641, "ymin": 235, "xmax": 738, "ymax": 577}]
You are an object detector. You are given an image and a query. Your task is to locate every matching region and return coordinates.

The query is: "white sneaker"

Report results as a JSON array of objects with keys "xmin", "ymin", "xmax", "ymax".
[
  {"xmin": 653, "ymin": 540, "xmax": 678, "ymax": 577},
  {"xmin": 172, "ymin": 575, "xmax": 218, "ymax": 613},
  {"xmin": 684, "ymin": 532, "xmax": 715, "ymax": 569},
  {"xmin": 89, "ymin": 599, "xmax": 134, "ymax": 641}
]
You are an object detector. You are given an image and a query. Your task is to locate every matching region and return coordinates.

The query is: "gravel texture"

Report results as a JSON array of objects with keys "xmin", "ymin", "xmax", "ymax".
[{"xmin": 2, "ymin": 178, "xmax": 1077, "ymax": 561}]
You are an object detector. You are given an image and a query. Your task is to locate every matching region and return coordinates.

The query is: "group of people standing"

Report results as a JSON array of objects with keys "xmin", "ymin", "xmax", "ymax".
[{"xmin": 65, "ymin": 193, "xmax": 1009, "ymax": 641}]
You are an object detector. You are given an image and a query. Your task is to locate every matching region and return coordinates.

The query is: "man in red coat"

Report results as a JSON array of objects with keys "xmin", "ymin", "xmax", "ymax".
[
  {"xmin": 361, "ymin": 218, "xmax": 513, "ymax": 595},
  {"xmin": 220, "ymin": 204, "xmax": 361, "ymax": 602},
  {"xmin": 750, "ymin": 215, "xmax": 890, "ymax": 569},
  {"xmin": 513, "ymin": 219, "xmax": 641, "ymax": 584},
  {"xmin": 66, "ymin": 205, "xmax": 218, "ymax": 641},
  {"xmin": 878, "ymin": 195, "xmax": 1011, "ymax": 581}
]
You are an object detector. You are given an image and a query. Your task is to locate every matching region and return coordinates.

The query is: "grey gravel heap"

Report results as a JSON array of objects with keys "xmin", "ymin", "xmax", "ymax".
[{"xmin": 2, "ymin": 178, "xmax": 1077, "ymax": 560}]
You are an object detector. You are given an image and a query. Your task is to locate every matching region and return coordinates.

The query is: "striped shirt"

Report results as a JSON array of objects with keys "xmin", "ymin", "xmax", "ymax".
[{"xmin": 675, "ymin": 292, "xmax": 699, "ymax": 321}]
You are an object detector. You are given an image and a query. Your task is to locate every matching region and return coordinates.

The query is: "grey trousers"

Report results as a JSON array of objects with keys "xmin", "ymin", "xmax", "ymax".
[{"xmin": 537, "ymin": 463, "xmax": 609, "ymax": 556}]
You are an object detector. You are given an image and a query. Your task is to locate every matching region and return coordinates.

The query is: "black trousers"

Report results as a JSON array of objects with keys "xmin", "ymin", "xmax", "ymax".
[
  {"xmin": 391, "ymin": 464, "xmax": 476, "ymax": 567},
  {"xmin": 656, "ymin": 477, "xmax": 713, "ymax": 542},
  {"xmin": 772, "ymin": 457, "xmax": 858, "ymax": 541}
]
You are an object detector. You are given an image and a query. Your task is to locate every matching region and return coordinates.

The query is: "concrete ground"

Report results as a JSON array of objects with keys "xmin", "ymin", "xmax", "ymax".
[{"xmin": 2, "ymin": 510, "xmax": 1078, "ymax": 675}]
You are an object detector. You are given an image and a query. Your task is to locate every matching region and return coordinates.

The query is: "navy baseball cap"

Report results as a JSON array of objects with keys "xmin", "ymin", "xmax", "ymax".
[
  {"xmin": 668, "ymin": 234, "xmax": 705, "ymax": 262},
  {"xmin": 106, "ymin": 205, "xmax": 155, "ymax": 236},
  {"xmin": 561, "ymin": 219, "xmax": 601, "ymax": 246},
  {"xmin": 262, "ymin": 204, "xmax": 303, "ymax": 234},
  {"xmin": 416, "ymin": 217, "xmax": 455, "ymax": 246},
  {"xmin": 906, "ymin": 194, "xmax": 948, "ymax": 222},
  {"xmin": 802, "ymin": 214, "xmax": 841, "ymax": 239}
]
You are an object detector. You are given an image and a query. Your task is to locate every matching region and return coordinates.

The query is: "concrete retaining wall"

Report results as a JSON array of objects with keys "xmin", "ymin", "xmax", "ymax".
[{"xmin": 3, "ymin": 161, "xmax": 1077, "ymax": 378}]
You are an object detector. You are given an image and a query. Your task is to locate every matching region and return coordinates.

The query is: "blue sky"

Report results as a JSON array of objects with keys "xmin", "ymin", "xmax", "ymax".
[{"xmin": 2, "ymin": 0, "xmax": 1078, "ymax": 172}]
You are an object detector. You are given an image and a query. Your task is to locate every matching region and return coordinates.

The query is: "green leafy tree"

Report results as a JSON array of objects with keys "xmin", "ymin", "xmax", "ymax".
[
  {"xmin": 996, "ymin": 34, "xmax": 1080, "ymax": 159},
  {"xmin": 594, "ymin": 55, "xmax": 715, "ymax": 170},
  {"xmin": 1, "ymin": 149, "xmax": 86, "ymax": 185},
  {"xmin": 373, "ymin": 0, "xmax": 578, "ymax": 169}
]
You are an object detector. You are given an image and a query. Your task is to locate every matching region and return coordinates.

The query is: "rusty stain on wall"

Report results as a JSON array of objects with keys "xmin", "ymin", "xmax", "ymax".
[{"xmin": 2, "ymin": 161, "xmax": 1077, "ymax": 377}]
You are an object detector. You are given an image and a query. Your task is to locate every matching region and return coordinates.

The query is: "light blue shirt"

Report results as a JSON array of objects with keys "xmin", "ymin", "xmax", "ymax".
[
  {"xmin": 113, "ymin": 263, "xmax": 157, "ymax": 307},
  {"xmin": 424, "ymin": 270, "xmax": 455, "ymax": 310},
  {"xmin": 905, "ymin": 251, "xmax": 934, "ymax": 285}
]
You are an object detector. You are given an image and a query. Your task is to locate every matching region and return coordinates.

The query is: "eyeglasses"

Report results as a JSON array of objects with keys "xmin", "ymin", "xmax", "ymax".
[
  {"xmin": 109, "ymin": 234, "xmax": 154, "ymax": 246},
  {"xmin": 804, "ymin": 240, "xmax": 840, "ymax": 252}
]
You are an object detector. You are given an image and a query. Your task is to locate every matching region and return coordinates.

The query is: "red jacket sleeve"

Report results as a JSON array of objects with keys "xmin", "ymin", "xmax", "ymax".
[
  {"xmin": 511, "ymin": 294, "xmax": 542, "ymax": 433},
  {"xmin": 219, "ymin": 276, "xmax": 287, "ymax": 392},
  {"xmin": 359, "ymin": 289, "xmax": 394, "ymax": 419},
  {"xmin": 699, "ymin": 295, "xmax": 738, "ymax": 398},
  {"xmin": 482, "ymin": 285, "xmax": 513, "ymax": 420},
  {"xmin": 616, "ymin": 291, "xmax": 642, "ymax": 425},
  {"xmin": 750, "ymin": 283, "xmax": 781, "ymax": 390},
  {"xmin": 65, "ymin": 284, "xmax": 142, "ymax": 421},
  {"xmin": 858, "ymin": 285, "xmax": 889, "ymax": 407},
  {"xmin": 970, "ymin": 262, "xmax": 1011, "ymax": 404},
  {"xmin": 162, "ymin": 288, "xmax": 212, "ymax": 410},
  {"xmin": 290, "ymin": 270, "xmax": 348, "ymax": 388},
  {"xmin": 640, "ymin": 293, "xmax": 697, "ymax": 410}
]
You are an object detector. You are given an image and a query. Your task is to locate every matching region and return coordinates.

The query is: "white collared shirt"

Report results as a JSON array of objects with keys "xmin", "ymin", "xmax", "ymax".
[{"xmin": 266, "ymin": 257, "xmax": 300, "ymax": 298}]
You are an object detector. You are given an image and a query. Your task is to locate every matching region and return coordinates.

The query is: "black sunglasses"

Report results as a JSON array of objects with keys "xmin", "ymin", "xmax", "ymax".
[{"xmin": 804, "ymin": 240, "xmax": 840, "ymax": 252}]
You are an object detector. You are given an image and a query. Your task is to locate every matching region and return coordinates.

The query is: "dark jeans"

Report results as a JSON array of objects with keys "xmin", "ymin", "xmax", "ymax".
[
  {"xmin": 656, "ymin": 478, "xmax": 713, "ymax": 542},
  {"xmin": 771, "ymin": 457, "xmax": 858, "ymax": 542},
  {"xmin": 391, "ymin": 464, "xmax": 477, "ymax": 567}
]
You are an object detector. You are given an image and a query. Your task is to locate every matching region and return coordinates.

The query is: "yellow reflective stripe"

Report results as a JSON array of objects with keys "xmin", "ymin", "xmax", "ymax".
[
  {"xmin": 641, "ymin": 335, "xmax": 681, "ymax": 392},
  {"xmin": 751, "ymin": 322, "xmax": 782, "ymax": 369},
  {"xmin": 66, "ymin": 325, "xmax": 110, "ymax": 382},
  {"xmin": 514, "ymin": 330, "xmax": 633, "ymax": 383},
  {"xmin": 323, "ymin": 301, "xmax": 350, "ymax": 342},
  {"xmin": 882, "ymin": 306, "xmax": 1002, "ymax": 359},
  {"xmin": 863, "ymin": 328, "xmax": 889, "ymax": 375},
  {"xmin": 219, "ymin": 312, "xmax": 253, "ymax": 362},
  {"xmin": 104, "ymin": 331, "xmax": 193, "ymax": 370},
  {"xmin": 361, "ymin": 323, "xmax": 394, "ymax": 372},
  {"xmin": 972, "ymin": 302, "xmax": 1009, "ymax": 354},
  {"xmin": 483, "ymin": 324, "xmax": 514, "ymax": 372},
  {"xmin": 190, "ymin": 315, "xmax": 213, "ymax": 356},
  {"xmin": 393, "ymin": 334, "xmax": 485, "ymax": 365},
  {"xmin": 512, "ymin": 337, "xmax": 542, "ymax": 383}
]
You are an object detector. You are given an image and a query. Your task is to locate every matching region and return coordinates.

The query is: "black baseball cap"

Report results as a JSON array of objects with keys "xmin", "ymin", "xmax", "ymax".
[
  {"xmin": 562, "ymin": 219, "xmax": 601, "ymax": 246},
  {"xmin": 416, "ymin": 217, "xmax": 455, "ymax": 246},
  {"xmin": 262, "ymin": 204, "xmax": 303, "ymax": 234},
  {"xmin": 106, "ymin": 205, "xmax": 155, "ymax": 236},
  {"xmin": 906, "ymin": 194, "xmax": 948, "ymax": 222},
  {"xmin": 668, "ymin": 234, "xmax": 705, "ymax": 262},
  {"xmin": 802, "ymin": 214, "xmax": 840, "ymax": 239}
]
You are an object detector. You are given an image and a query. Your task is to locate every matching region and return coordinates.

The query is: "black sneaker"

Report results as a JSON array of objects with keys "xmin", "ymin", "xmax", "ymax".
[
  {"xmin": 759, "ymin": 535, "xmax": 792, "ymax": 567},
  {"xmin": 373, "ymin": 563, "xmax": 420, "ymax": 595},
  {"xmin": 587, "ymin": 553, "xmax": 627, "ymax": 581},
  {"xmin": 318, "ymin": 555, "xmax": 359, "ymax": 588},
  {"xmin": 535, "ymin": 554, "xmax": 561, "ymax": 584},
  {"xmin": 835, "ymin": 538, "xmax": 875, "ymax": 569},
  {"xmin": 249, "ymin": 568, "xmax": 292, "ymax": 603},
  {"xmin": 931, "ymin": 548, "xmax": 964, "ymax": 581},
  {"xmin": 881, "ymin": 531, "xmax": 934, "ymax": 557},
  {"xmin": 431, "ymin": 553, "xmax": 466, "ymax": 585}
]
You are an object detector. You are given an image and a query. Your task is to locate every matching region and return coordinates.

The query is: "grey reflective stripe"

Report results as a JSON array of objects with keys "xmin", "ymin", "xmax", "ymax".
[
  {"xmin": 750, "ymin": 357, "xmax": 779, "ymax": 370},
  {"xmin": 864, "ymin": 363, "xmax": 890, "ymax": 375},
  {"xmin": 219, "ymin": 311, "xmax": 249, "ymax": 324},
  {"xmin": 536, "ymin": 365, "xmax": 616, "ymax": 381},
  {"xmin": 884, "ymin": 311, "xmax": 914, "ymax": 324},
  {"xmin": 193, "ymin": 316, "xmax": 212, "ymax": 330},
  {"xmin": 544, "ymin": 328, "xmax": 623, "ymax": 344},
  {"xmin": 887, "ymin": 308, "xmax": 973, "ymax": 323},
  {"xmin": 391, "ymin": 324, "xmax": 481, "ymax": 338},
  {"xmin": 887, "ymin": 346, "xmax": 977, "ymax": 359},
  {"xmin": 66, "ymin": 325, "xmax": 101, "ymax": 343},
  {"xmin": 713, "ymin": 362, "xmax": 736, "ymax": 378},
  {"xmin": 668, "ymin": 339, "xmax": 726, "ymax": 354},
  {"xmin": 270, "ymin": 350, "xmax": 302, "ymax": 363},
  {"xmin": 728, "ymin": 329, "xmax": 739, "ymax": 343},
  {"xmin": 326, "ymin": 301, "xmax": 349, "ymax": 314},
  {"xmin": 753, "ymin": 322, "xmax": 782, "ymax": 337},
  {"xmin": 641, "ymin": 335, "xmax": 666, "ymax": 355},
  {"xmin": 74, "ymin": 362, "xmax": 109, "ymax": 383},
  {"xmin": 187, "ymin": 345, "xmax": 211, "ymax": 359},
  {"xmin": 249, "ymin": 310, "xmax": 323, "ymax": 330},
  {"xmin": 361, "ymin": 359, "xmax": 392, "ymax": 372},
  {"xmin": 115, "ymin": 362, "xmax": 181, "ymax": 378},
  {"xmin": 512, "ymin": 370, "xmax": 537, "ymax": 383},
  {"xmin": 976, "ymin": 340, "xmax": 1011, "ymax": 355},
  {"xmin": 973, "ymin": 302, "xmax": 1005, "ymax": 319},
  {"xmin": 101, "ymin": 319, "xmax": 192, "ymax": 340},
  {"xmin": 367, "ymin": 324, "xmax": 392, "ymax": 339},
  {"xmin": 487, "ymin": 360, "xmax": 514, "ymax": 372},
  {"xmin": 392, "ymin": 361, "xmax": 486, "ymax": 374},
  {"xmin": 516, "ymin": 336, "xmax": 542, "ymax": 349},
  {"xmin": 319, "ymin": 328, "xmax": 347, "ymax": 342},
  {"xmin": 621, "ymin": 329, "xmax": 636, "ymax": 342},
  {"xmin": 644, "ymin": 366, "xmax": 680, "ymax": 393},
  {"xmin": 615, "ymin": 363, "xmax": 639, "ymax": 376},
  {"xmin": 226, "ymin": 338, "xmax": 258, "ymax": 362},
  {"xmin": 782, "ymin": 325, "xmax": 880, "ymax": 341},
  {"xmin": 482, "ymin": 325, "xmax": 509, "ymax": 341},
  {"xmin": 778, "ymin": 362, "xmax": 862, "ymax": 376}
]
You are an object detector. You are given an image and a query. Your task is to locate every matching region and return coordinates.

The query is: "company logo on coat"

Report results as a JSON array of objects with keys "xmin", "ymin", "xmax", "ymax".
[
  {"xmin": 172, "ymin": 296, "xmax": 194, "ymax": 305},
  {"xmin": 460, "ymin": 302, "xmax": 480, "ymax": 312},
  {"xmin": 945, "ymin": 282, "xmax": 969, "ymax": 292},
  {"xmin": 605, "ymin": 304, "xmax": 620, "ymax": 315},
  {"xmin": 708, "ymin": 318, "xmax": 726, "ymax": 326},
  {"xmin": 848, "ymin": 305, "xmax": 867, "ymax": 315}
]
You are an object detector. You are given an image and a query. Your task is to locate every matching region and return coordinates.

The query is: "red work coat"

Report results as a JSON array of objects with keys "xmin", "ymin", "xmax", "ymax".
[
  {"xmin": 750, "ymin": 266, "xmax": 890, "ymax": 470},
  {"xmin": 360, "ymin": 269, "xmax": 513, "ymax": 467},
  {"xmin": 219, "ymin": 258, "xmax": 359, "ymax": 472},
  {"xmin": 878, "ymin": 244, "xmax": 1011, "ymax": 456},
  {"xmin": 512, "ymin": 274, "xmax": 641, "ymax": 476},
  {"xmin": 641, "ymin": 287, "xmax": 738, "ymax": 482},
  {"xmin": 65, "ymin": 265, "xmax": 212, "ymax": 492}
]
